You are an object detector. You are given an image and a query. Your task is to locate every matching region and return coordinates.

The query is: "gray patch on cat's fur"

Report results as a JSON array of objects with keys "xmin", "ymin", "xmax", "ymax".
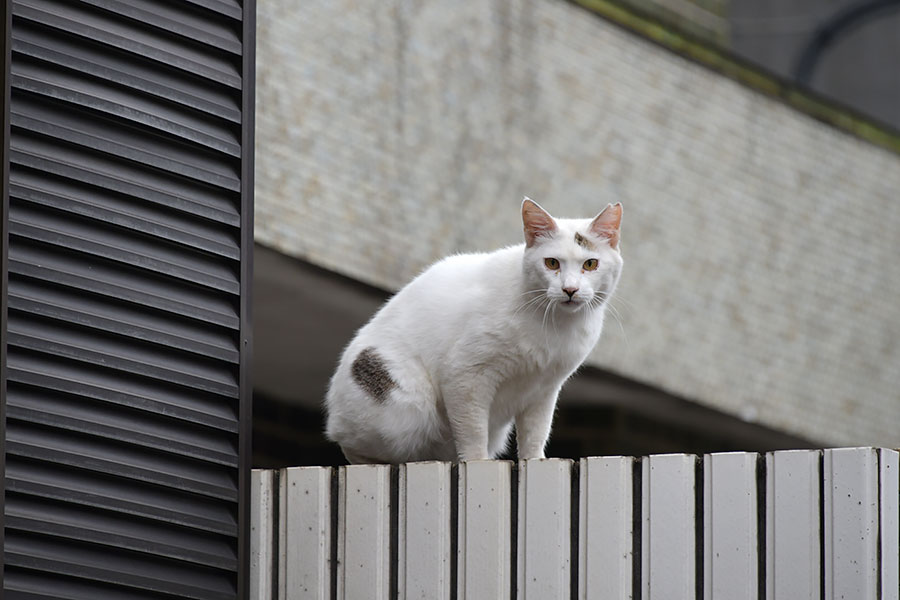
[
  {"xmin": 574, "ymin": 232, "xmax": 596, "ymax": 250},
  {"xmin": 351, "ymin": 347, "xmax": 396, "ymax": 403}
]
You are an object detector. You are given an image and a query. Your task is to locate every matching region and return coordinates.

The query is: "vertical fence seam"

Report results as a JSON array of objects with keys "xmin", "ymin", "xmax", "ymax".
[
  {"xmin": 450, "ymin": 463, "xmax": 459, "ymax": 600},
  {"xmin": 695, "ymin": 456, "xmax": 704, "ymax": 600},
  {"xmin": 390, "ymin": 465, "xmax": 399, "ymax": 600},
  {"xmin": 632, "ymin": 457, "xmax": 643, "ymax": 600},
  {"xmin": 756, "ymin": 454, "xmax": 766, "ymax": 600},
  {"xmin": 876, "ymin": 450, "xmax": 883, "ymax": 600},
  {"xmin": 272, "ymin": 468, "xmax": 282, "ymax": 600},
  {"xmin": 510, "ymin": 462, "xmax": 519, "ymax": 600},
  {"xmin": 569, "ymin": 460, "xmax": 580, "ymax": 600},
  {"xmin": 818, "ymin": 451, "xmax": 825, "ymax": 600}
]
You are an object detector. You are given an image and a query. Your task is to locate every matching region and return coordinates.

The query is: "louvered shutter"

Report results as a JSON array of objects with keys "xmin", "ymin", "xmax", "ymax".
[{"xmin": 2, "ymin": 0, "xmax": 255, "ymax": 598}]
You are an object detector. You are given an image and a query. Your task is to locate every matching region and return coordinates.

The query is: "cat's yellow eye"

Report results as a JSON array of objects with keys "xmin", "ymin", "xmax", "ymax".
[
  {"xmin": 544, "ymin": 257, "xmax": 560, "ymax": 270},
  {"xmin": 583, "ymin": 258, "xmax": 599, "ymax": 271}
]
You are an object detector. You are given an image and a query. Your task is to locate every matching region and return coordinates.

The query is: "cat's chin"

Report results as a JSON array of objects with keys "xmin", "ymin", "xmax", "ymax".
[{"xmin": 557, "ymin": 299, "xmax": 586, "ymax": 312}]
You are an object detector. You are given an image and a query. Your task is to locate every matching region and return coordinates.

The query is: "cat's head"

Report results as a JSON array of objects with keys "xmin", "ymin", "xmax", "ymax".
[{"xmin": 520, "ymin": 198, "xmax": 623, "ymax": 313}]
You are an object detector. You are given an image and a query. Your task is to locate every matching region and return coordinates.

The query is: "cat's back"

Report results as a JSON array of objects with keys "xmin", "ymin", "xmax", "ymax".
[
  {"xmin": 352, "ymin": 245, "xmax": 522, "ymax": 347},
  {"xmin": 387, "ymin": 245, "xmax": 521, "ymax": 304}
]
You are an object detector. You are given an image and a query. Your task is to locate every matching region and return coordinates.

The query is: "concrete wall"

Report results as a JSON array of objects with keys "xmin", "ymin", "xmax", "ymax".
[{"xmin": 255, "ymin": 0, "xmax": 900, "ymax": 446}]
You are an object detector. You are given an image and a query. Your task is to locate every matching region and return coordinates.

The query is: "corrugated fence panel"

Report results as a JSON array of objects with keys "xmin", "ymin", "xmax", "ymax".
[
  {"xmin": 517, "ymin": 458, "xmax": 572, "ymax": 599},
  {"xmin": 824, "ymin": 447, "xmax": 900, "ymax": 600},
  {"xmin": 881, "ymin": 450, "xmax": 900, "ymax": 600},
  {"xmin": 766, "ymin": 449, "xmax": 821, "ymax": 600},
  {"xmin": 250, "ymin": 469, "xmax": 274, "ymax": 600},
  {"xmin": 398, "ymin": 461, "xmax": 452, "ymax": 600},
  {"xmin": 336, "ymin": 464, "xmax": 392, "ymax": 600},
  {"xmin": 250, "ymin": 449, "xmax": 900, "ymax": 598},
  {"xmin": 457, "ymin": 460, "xmax": 512, "ymax": 600},
  {"xmin": 824, "ymin": 447, "xmax": 879, "ymax": 599},
  {"xmin": 4, "ymin": 0, "xmax": 253, "ymax": 597},
  {"xmin": 578, "ymin": 456, "xmax": 634, "ymax": 600},
  {"xmin": 642, "ymin": 453, "xmax": 698, "ymax": 600},
  {"xmin": 703, "ymin": 452, "xmax": 759, "ymax": 600},
  {"xmin": 279, "ymin": 466, "xmax": 332, "ymax": 600}
]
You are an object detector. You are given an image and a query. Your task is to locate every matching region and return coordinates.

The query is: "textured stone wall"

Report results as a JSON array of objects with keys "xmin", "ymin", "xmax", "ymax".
[{"xmin": 255, "ymin": 0, "xmax": 900, "ymax": 446}]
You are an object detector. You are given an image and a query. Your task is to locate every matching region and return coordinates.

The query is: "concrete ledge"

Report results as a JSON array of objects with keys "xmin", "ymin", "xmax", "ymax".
[{"xmin": 571, "ymin": 0, "xmax": 900, "ymax": 155}]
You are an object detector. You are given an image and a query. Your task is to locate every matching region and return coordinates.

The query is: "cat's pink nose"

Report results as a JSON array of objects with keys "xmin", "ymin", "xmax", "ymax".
[{"xmin": 563, "ymin": 287, "xmax": 578, "ymax": 299}]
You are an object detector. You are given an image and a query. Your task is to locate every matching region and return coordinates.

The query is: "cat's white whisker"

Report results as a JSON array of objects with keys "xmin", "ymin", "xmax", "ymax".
[
  {"xmin": 604, "ymin": 289, "xmax": 634, "ymax": 316},
  {"xmin": 604, "ymin": 301, "xmax": 629, "ymax": 347},
  {"xmin": 541, "ymin": 298, "xmax": 551, "ymax": 329},
  {"xmin": 551, "ymin": 302, "xmax": 560, "ymax": 335},
  {"xmin": 513, "ymin": 293, "xmax": 549, "ymax": 317},
  {"xmin": 518, "ymin": 288, "xmax": 546, "ymax": 297},
  {"xmin": 607, "ymin": 295, "xmax": 630, "ymax": 315}
]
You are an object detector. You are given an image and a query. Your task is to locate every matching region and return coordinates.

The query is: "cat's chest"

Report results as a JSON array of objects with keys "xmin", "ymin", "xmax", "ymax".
[
  {"xmin": 488, "ymin": 322, "xmax": 599, "ymax": 403},
  {"xmin": 490, "ymin": 362, "xmax": 573, "ymax": 420},
  {"xmin": 513, "ymin": 317, "xmax": 601, "ymax": 370}
]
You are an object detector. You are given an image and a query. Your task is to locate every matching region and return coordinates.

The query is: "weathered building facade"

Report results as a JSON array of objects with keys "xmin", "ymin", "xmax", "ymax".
[{"xmin": 254, "ymin": 0, "xmax": 900, "ymax": 449}]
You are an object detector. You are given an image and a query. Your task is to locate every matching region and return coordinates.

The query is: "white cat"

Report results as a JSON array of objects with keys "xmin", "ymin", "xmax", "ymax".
[{"xmin": 325, "ymin": 198, "xmax": 623, "ymax": 463}]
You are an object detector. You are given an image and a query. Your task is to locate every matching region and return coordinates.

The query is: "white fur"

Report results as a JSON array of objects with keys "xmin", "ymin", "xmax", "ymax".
[{"xmin": 325, "ymin": 201, "xmax": 623, "ymax": 463}]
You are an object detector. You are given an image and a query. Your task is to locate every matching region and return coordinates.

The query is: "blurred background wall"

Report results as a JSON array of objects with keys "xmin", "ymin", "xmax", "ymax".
[{"xmin": 251, "ymin": 0, "xmax": 900, "ymax": 466}]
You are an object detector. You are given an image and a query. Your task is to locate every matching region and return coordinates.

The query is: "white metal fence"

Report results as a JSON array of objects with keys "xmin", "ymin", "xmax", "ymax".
[{"xmin": 251, "ymin": 448, "xmax": 899, "ymax": 599}]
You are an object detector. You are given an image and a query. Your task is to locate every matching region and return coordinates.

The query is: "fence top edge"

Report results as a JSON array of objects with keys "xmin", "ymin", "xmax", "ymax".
[{"xmin": 251, "ymin": 447, "xmax": 898, "ymax": 473}]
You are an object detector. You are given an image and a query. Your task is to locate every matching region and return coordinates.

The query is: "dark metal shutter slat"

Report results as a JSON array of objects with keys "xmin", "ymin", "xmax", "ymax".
[
  {"xmin": 11, "ymin": 107, "xmax": 241, "ymax": 191},
  {"xmin": 8, "ymin": 254, "xmax": 240, "ymax": 329},
  {"xmin": 183, "ymin": 0, "xmax": 242, "ymax": 21},
  {"xmin": 10, "ymin": 165, "xmax": 239, "ymax": 245},
  {"xmin": 13, "ymin": 2, "xmax": 242, "ymax": 88},
  {"xmin": 11, "ymin": 33, "xmax": 241, "ymax": 123},
  {"xmin": 4, "ymin": 446, "xmax": 235, "ymax": 503},
  {"xmin": 7, "ymin": 295, "xmax": 239, "ymax": 363},
  {"xmin": 8, "ymin": 204, "xmax": 240, "ymax": 295},
  {"xmin": 7, "ymin": 363, "xmax": 240, "ymax": 434},
  {"xmin": 8, "ymin": 221, "xmax": 238, "ymax": 295},
  {"xmin": 9, "ymin": 268, "xmax": 237, "ymax": 341},
  {"xmin": 6, "ymin": 514, "xmax": 235, "ymax": 572},
  {"xmin": 11, "ymin": 45, "xmax": 239, "ymax": 147},
  {"xmin": 9, "ymin": 150, "xmax": 241, "ymax": 226},
  {"xmin": 8, "ymin": 272, "xmax": 238, "ymax": 359},
  {"xmin": 8, "ymin": 336, "xmax": 240, "ymax": 413},
  {"xmin": 3, "ymin": 0, "xmax": 252, "ymax": 593},
  {"xmin": 11, "ymin": 75, "xmax": 240, "ymax": 156},
  {"xmin": 6, "ymin": 424, "xmax": 238, "ymax": 501},
  {"xmin": 7, "ymin": 332, "xmax": 238, "ymax": 398},
  {"xmin": 27, "ymin": 0, "xmax": 242, "ymax": 78},
  {"xmin": 6, "ymin": 404, "xmax": 237, "ymax": 467},
  {"xmin": 6, "ymin": 460, "xmax": 237, "ymax": 536},
  {"xmin": 8, "ymin": 300, "xmax": 239, "ymax": 385},
  {"xmin": 7, "ymin": 381, "xmax": 238, "ymax": 466},
  {"xmin": 76, "ymin": 0, "xmax": 243, "ymax": 55},
  {"xmin": 6, "ymin": 569, "xmax": 184, "ymax": 600},
  {"xmin": 10, "ymin": 182, "xmax": 240, "ymax": 260},
  {"xmin": 6, "ymin": 494, "xmax": 237, "ymax": 570},
  {"xmin": 6, "ymin": 535, "xmax": 235, "ymax": 600}
]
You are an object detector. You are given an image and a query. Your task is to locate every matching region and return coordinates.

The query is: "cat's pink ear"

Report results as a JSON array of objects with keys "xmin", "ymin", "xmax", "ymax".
[
  {"xmin": 522, "ymin": 198, "xmax": 557, "ymax": 247},
  {"xmin": 589, "ymin": 203, "xmax": 622, "ymax": 249}
]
